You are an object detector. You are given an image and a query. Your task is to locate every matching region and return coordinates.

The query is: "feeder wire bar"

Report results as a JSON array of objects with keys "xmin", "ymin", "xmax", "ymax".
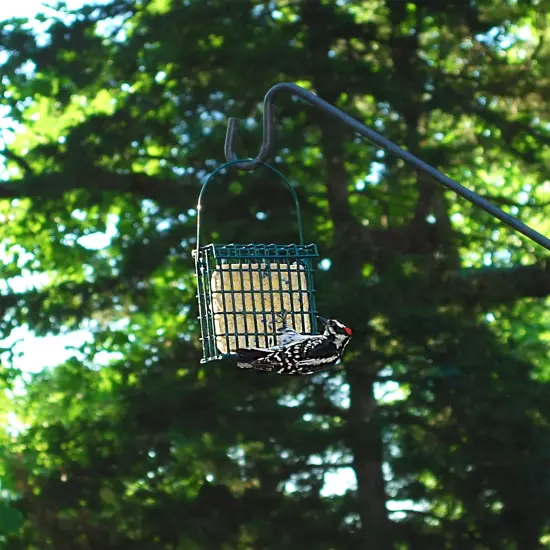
[{"xmin": 224, "ymin": 82, "xmax": 550, "ymax": 252}]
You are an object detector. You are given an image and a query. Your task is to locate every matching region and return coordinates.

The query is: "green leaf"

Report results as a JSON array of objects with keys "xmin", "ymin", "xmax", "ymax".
[{"xmin": 0, "ymin": 503, "xmax": 24, "ymax": 535}]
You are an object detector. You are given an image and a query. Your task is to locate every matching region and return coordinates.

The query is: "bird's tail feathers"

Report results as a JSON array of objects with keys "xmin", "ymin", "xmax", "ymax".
[{"xmin": 236, "ymin": 347, "xmax": 270, "ymax": 363}]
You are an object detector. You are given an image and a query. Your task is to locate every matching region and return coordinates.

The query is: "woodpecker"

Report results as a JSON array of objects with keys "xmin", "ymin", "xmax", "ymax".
[{"xmin": 236, "ymin": 316, "xmax": 352, "ymax": 375}]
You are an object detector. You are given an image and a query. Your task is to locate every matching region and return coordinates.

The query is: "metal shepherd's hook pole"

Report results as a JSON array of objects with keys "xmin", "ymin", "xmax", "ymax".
[{"xmin": 224, "ymin": 82, "xmax": 550, "ymax": 252}]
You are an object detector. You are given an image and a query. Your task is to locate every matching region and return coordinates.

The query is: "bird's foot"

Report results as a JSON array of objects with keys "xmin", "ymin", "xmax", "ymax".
[{"xmin": 273, "ymin": 309, "xmax": 291, "ymax": 332}]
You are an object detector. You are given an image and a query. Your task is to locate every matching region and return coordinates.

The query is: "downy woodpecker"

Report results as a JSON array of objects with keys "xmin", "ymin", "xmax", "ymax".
[{"xmin": 236, "ymin": 316, "xmax": 352, "ymax": 375}]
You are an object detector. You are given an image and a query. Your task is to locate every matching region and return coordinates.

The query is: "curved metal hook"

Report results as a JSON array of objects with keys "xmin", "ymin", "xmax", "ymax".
[
  {"xmin": 224, "ymin": 82, "xmax": 550, "ymax": 251},
  {"xmin": 224, "ymin": 82, "xmax": 406, "ymax": 171}
]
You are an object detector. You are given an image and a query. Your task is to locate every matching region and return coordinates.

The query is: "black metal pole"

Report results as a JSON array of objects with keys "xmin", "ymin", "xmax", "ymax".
[{"xmin": 224, "ymin": 82, "xmax": 550, "ymax": 252}]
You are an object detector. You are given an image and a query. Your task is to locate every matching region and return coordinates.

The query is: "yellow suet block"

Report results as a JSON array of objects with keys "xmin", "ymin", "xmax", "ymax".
[{"xmin": 210, "ymin": 262, "xmax": 312, "ymax": 353}]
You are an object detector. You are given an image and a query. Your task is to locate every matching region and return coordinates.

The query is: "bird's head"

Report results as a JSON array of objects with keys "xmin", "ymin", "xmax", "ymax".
[{"xmin": 317, "ymin": 317, "xmax": 352, "ymax": 345}]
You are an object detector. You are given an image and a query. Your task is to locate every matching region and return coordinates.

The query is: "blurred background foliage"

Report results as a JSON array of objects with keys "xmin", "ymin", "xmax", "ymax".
[{"xmin": 0, "ymin": 0, "xmax": 549, "ymax": 548}]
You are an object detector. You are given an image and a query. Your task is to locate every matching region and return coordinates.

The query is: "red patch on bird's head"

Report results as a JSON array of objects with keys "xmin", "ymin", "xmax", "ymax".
[{"xmin": 344, "ymin": 327, "xmax": 352, "ymax": 336}]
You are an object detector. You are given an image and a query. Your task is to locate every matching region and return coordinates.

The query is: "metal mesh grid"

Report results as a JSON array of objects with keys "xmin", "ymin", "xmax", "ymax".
[{"xmin": 195, "ymin": 243, "xmax": 319, "ymax": 362}]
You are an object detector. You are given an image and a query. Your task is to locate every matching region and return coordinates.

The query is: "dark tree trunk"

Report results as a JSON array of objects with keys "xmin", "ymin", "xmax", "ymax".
[
  {"xmin": 347, "ymin": 366, "xmax": 393, "ymax": 550},
  {"xmin": 318, "ymin": 120, "xmax": 393, "ymax": 549}
]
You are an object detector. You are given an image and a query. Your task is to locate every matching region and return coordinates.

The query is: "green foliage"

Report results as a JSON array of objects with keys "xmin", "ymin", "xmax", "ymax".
[
  {"xmin": 0, "ymin": 502, "xmax": 24, "ymax": 537},
  {"xmin": 0, "ymin": 0, "xmax": 549, "ymax": 549}
]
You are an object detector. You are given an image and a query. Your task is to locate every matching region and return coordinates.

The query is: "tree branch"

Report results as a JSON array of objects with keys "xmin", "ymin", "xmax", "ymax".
[
  {"xmin": 0, "ymin": 144, "xmax": 34, "ymax": 175},
  {"xmin": 0, "ymin": 168, "xmax": 196, "ymax": 208},
  {"xmin": 446, "ymin": 260, "xmax": 550, "ymax": 304}
]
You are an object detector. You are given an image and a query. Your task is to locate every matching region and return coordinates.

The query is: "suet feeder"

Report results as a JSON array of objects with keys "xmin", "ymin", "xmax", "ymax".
[
  {"xmin": 194, "ymin": 82, "xmax": 550, "ymax": 363},
  {"xmin": 194, "ymin": 160, "xmax": 319, "ymax": 363}
]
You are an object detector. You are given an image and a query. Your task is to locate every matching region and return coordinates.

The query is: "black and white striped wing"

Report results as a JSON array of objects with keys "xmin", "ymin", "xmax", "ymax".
[{"xmin": 259, "ymin": 336, "xmax": 340, "ymax": 375}]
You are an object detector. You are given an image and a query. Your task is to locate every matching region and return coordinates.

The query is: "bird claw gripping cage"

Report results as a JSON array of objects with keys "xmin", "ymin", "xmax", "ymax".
[{"xmin": 194, "ymin": 160, "xmax": 319, "ymax": 363}]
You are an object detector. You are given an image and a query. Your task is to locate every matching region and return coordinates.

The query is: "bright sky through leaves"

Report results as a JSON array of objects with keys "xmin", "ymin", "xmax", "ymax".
[{"xmin": 0, "ymin": 0, "xmax": 118, "ymax": 420}]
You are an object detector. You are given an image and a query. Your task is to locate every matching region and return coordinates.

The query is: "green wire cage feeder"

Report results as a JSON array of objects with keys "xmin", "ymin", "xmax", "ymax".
[{"xmin": 194, "ymin": 160, "xmax": 320, "ymax": 363}]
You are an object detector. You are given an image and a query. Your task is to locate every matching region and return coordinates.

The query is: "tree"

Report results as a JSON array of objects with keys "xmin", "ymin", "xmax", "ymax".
[{"xmin": 1, "ymin": 0, "xmax": 549, "ymax": 548}]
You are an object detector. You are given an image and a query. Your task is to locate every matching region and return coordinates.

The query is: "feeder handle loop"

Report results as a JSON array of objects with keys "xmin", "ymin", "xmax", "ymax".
[
  {"xmin": 225, "ymin": 82, "xmax": 550, "ymax": 252},
  {"xmin": 195, "ymin": 158, "xmax": 305, "ymax": 254}
]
